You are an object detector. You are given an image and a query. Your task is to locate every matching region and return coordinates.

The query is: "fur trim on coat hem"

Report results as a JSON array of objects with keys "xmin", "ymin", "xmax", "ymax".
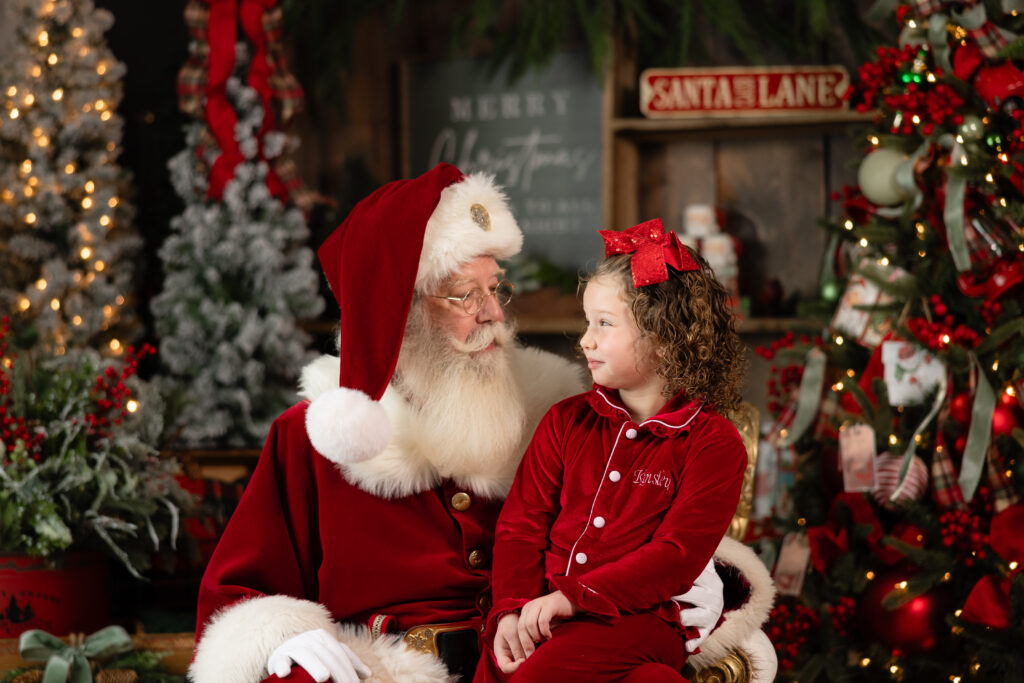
[
  {"xmin": 189, "ymin": 595, "xmax": 335, "ymax": 683},
  {"xmin": 188, "ymin": 596, "xmax": 453, "ymax": 683},
  {"xmin": 688, "ymin": 536, "xmax": 777, "ymax": 672}
]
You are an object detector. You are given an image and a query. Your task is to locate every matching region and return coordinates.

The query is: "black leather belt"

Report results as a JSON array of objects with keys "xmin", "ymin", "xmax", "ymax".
[{"xmin": 403, "ymin": 619, "xmax": 483, "ymax": 680}]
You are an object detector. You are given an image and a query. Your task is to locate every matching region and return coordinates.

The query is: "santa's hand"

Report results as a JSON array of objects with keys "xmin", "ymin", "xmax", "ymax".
[
  {"xmin": 267, "ymin": 629, "xmax": 371, "ymax": 682},
  {"xmin": 677, "ymin": 559, "xmax": 725, "ymax": 653}
]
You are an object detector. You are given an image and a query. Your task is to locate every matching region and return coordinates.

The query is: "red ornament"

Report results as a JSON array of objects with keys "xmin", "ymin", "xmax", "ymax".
[
  {"xmin": 953, "ymin": 42, "xmax": 984, "ymax": 82},
  {"xmin": 974, "ymin": 60, "xmax": 1024, "ymax": 113},
  {"xmin": 873, "ymin": 453, "xmax": 928, "ymax": 509},
  {"xmin": 992, "ymin": 403, "xmax": 1021, "ymax": 438},
  {"xmin": 858, "ymin": 567, "xmax": 949, "ymax": 654},
  {"xmin": 949, "ymin": 392, "xmax": 971, "ymax": 425}
]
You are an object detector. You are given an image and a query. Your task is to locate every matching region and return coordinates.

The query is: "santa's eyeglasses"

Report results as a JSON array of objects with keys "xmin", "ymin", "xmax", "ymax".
[{"xmin": 425, "ymin": 281, "xmax": 514, "ymax": 316}]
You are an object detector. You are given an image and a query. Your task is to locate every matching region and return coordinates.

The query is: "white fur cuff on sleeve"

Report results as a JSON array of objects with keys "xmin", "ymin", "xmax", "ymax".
[{"xmin": 189, "ymin": 596, "xmax": 336, "ymax": 683}]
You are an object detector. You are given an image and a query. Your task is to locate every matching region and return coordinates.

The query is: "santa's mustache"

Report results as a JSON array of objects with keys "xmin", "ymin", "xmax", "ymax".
[{"xmin": 449, "ymin": 320, "xmax": 516, "ymax": 354}]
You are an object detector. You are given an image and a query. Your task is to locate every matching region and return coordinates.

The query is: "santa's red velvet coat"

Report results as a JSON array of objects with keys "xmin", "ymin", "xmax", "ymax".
[
  {"xmin": 190, "ymin": 351, "xmax": 777, "ymax": 683},
  {"xmin": 190, "ymin": 348, "xmax": 586, "ymax": 683}
]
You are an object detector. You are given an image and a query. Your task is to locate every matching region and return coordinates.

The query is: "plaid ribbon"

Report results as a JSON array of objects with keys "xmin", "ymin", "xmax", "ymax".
[
  {"xmin": 968, "ymin": 19, "xmax": 1012, "ymax": 57},
  {"xmin": 986, "ymin": 442, "xmax": 1021, "ymax": 512},
  {"xmin": 177, "ymin": 0, "xmax": 210, "ymax": 118},
  {"xmin": 263, "ymin": 6, "xmax": 304, "ymax": 123},
  {"xmin": 954, "ymin": 2, "xmax": 1016, "ymax": 58},
  {"xmin": 931, "ymin": 403, "xmax": 967, "ymax": 510}
]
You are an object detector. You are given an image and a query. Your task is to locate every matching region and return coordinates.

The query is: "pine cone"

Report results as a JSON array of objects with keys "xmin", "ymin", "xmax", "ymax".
[
  {"xmin": 96, "ymin": 670, "xmax": 139, "ymax": 683},
  {"xmin": 11, "ymin": 671, "xmax": 43, "ymax": 683}
]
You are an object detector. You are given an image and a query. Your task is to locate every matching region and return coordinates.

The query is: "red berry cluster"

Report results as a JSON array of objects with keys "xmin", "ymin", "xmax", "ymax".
[
  {"xmin": 0, "ymin": 317, "xmax": 45, "ymax": 462},
  {"xmin": 766, "ymin": 599, "xmax": 819, "ymax": 671},
  {"xmin": 84, "ymin": 343, "xmax": 154, "ymax": 441},
  {"xmin": 980, "ymin": 298, "xmax": 1004, "ymax": 326},
  {"xmin": 938, "ymin": 506, "xmax": 990, "ymax": 567},
  {"xmin": 885, "ymin": 78, "xmax": 964, "ymax": 137},
  {"xmin": 906, "ymin": 306, "xmax": 981, "ymax": 350},
  {"xmin": 757, "ymin": 333, "xmax": 825, "ymax": 417},
  {"xmin": 756, "ymin": 332, "xmax": 825, "ymax": 361},
  {"xmin": 852, "ymin": 43, "xmax": 967, "ymax": 136},
  {"xmin": 852, "ymin": 44, "xmax": 918, "ymax": 112},
  {"xmin": 826, "ymin": 596, "xmax": 856, "ymax": 637}
]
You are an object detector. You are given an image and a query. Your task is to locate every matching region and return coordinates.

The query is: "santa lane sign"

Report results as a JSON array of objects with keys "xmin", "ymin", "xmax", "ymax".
[{"xmin": 640, "ymin": 65, "xmax": 850, "ymax": 118}]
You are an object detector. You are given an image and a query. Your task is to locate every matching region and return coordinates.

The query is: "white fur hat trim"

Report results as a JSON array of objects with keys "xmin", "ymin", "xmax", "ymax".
[
  {"xmin": 416, "ymin": 172, "xmax": 523, "ymax": 290},
  {"xmin": 306, "ymin": 387, "xmax": 393, "ymax": 464}
]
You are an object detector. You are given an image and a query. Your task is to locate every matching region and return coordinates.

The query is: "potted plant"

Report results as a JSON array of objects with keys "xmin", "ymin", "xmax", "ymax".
[{"xmin": 0, "ymin": 317, "xmax": 195, "ymax": 637}]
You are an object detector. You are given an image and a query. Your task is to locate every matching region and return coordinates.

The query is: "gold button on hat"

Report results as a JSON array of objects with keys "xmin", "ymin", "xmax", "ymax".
[
  {"xmin": 468, "ymin": 549, "xmax": 488, "ymax": 568},
  {"xmin": 470, "ymin": 203, "xmax": 491, "ymax": 231},
  {"xmin": 451, "ymin": 491, "xmax": 472, "ymax": 511}
]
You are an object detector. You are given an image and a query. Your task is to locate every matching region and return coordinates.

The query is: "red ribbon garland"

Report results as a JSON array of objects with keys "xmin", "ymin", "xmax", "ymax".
[
  {"xmin": 599, "ymin": 218, "xmax": 698, "ymax": 288},
  {"xmin": 204, "ymin": 0, "xmax": 243, "ymax": 200},
  {"xmin": 201, "ymin": 0, "xmax": 292, "ymax": 201},
  {"xmin": 961, "ymin": 503, "xmax": 1024, "ymax": 629}
]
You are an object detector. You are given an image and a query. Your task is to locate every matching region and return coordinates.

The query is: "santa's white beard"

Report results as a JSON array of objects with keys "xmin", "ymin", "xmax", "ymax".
[{"xmin": 394, "ymin": 303, "xmax": 527, "ymax": 484}]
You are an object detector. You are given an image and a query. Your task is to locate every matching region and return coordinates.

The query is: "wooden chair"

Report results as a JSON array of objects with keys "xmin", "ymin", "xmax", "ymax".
[{"xmin": 684, "ymin": 402, "xmax": 778, "ymax": 683}]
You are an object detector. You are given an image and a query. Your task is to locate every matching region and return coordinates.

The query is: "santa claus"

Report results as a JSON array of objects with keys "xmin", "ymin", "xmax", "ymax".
[{"xmin": 189, "ymin": 164, "xmax": 770, "ymax": 683}]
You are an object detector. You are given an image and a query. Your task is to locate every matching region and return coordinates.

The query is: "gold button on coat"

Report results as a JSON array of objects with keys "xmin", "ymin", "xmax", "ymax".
[
  {"xmin": 451, "ymin": 492, "xmax": 472, "ymax": 511},
  {"xmin": 468, "ymin": 549, "xmax": 488, "ymax": 568}
]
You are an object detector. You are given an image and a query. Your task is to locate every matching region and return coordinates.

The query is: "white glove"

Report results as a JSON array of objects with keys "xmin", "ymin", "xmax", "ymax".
[
  {"xmin": 267, "ymin": 628, "xmax": 371, "ymax": 683},
  {"xmin": 675, "ymin": 559, "xmax": 725, "ymax": 653}
]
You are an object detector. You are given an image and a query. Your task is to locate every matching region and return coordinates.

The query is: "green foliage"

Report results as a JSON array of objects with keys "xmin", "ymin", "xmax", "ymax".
[
  {"xmin": 281, "ymin": 0, "xmax": 889, "ymax": 101},
  {"xmin": 0, "ymin": 341, "xmax": 194, "ymax": 579}
]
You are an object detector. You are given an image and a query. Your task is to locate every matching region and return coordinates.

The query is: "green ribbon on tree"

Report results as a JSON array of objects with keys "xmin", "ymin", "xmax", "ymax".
[
  {"xmin": 777, "ymin": 347, "xmax": 826, "ymax": 448},
  {"xmin": 893, "ymin": 370, "xmax": 947, "ymax": 502},
  {"xmin": 959, "ymin": 353, "xmax": 995, "ymax": 502},
  {"xmin": 942, "ymin": 159, "xmax": 971, "ymax": 272},
  {"xmin": 927, "ymin": 14, "xmax": 952, "ymax": 73},
  {"xmin": 19, "ymin": 625, "xmax": 134, "ymax": 683}
]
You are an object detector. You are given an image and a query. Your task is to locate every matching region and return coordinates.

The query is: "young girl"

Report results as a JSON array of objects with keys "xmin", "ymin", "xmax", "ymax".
[{"xmin": 474, "ymin": 218, "xmax": 748, "ymax": 682}]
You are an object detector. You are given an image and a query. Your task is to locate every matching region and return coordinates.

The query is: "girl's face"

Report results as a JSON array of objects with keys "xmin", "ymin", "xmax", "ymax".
[{"xmin": 580, "ymin": 277, "xmax": 662, "ymax": 395}]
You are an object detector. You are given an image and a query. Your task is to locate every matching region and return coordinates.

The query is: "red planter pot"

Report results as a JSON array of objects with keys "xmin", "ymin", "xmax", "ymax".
[{"xmin": 0, "ymin": 553, "xmax": 110, "ymax": 638}]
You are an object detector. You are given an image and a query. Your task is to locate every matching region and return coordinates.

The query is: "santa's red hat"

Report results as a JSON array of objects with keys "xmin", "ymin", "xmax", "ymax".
[{"xmin": 305, "ymin": 163, "xmax": 523, "ymax": 464}]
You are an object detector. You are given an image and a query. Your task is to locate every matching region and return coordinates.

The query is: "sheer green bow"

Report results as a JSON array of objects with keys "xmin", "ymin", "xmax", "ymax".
[{"xmin": 18, "ymin": 626, "xmax": 134, "ymax": 683}]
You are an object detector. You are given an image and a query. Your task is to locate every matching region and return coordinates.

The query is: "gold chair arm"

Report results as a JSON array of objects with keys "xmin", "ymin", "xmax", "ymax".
[{"xmin": 685, "ymin": 648, "xmax": 752, "ymax": 683}]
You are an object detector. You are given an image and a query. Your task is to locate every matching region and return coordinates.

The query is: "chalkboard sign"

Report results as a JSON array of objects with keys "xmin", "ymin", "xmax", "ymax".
[{"xmin": 405, "ymin": 52, "xmax": 603, "ymax": 271}]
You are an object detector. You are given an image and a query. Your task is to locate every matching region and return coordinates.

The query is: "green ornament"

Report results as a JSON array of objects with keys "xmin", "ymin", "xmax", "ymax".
[
  {"xmin": 821, "ymin": 280, "xmax": 841, "ymax": 303},
  {"xmin": 959, "ymin": 115, "xmax": 984, "ymax": 140}
]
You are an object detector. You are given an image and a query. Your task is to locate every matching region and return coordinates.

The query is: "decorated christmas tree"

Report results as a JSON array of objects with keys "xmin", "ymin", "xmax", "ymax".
[
  {"xmin": 151, "ymin": 14, "xmax": 322, "ymax": 447},
  {"xmin": 0, "ymin": 0, "xmax": 140, "ymax": 352},
  {"xmin": 757, "ymin": 3, "xmax": 1024, "ymax": 681}
]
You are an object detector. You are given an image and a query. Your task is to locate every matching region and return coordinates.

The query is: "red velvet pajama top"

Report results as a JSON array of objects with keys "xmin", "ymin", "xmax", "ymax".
[{"xmin": 489, "ymin": 386, "xmax": 747, "ymax": 627}]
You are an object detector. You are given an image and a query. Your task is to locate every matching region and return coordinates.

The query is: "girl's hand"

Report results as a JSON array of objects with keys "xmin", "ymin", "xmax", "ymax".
[
  {"xmin": 494, "ymin": 612, "xmax": 527, "ymax": 674},
  {"xmin": 518, "ymin": 590, "xmax": 577, "ymax": 649}
]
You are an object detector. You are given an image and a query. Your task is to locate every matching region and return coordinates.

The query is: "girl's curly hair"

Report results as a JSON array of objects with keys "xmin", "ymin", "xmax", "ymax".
[{"xmin": 584, "ymin": 249, "xmax": 747, "ymax": 413}]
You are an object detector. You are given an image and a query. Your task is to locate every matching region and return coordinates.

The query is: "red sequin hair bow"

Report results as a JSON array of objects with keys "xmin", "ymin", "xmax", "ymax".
[{"xmin": 599, "ymin": 218, "xmax": 699, "ymax": 288}]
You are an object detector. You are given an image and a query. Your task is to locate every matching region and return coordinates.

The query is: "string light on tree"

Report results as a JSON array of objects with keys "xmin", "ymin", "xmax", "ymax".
[{"xmin": 0, "ymin": 0, "xmax": 141, "ymax": 351}]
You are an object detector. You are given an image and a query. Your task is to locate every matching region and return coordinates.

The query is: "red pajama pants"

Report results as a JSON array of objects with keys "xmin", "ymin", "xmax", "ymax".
[{"xmin": 474, "ymin": 613, "xmax": 691, "ymax": 683}]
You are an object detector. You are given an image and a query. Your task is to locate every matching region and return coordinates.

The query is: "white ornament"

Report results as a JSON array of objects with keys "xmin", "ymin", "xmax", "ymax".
[{"xmin": 857, "ymin": 148, "xmax": 912, "ymax": 206}]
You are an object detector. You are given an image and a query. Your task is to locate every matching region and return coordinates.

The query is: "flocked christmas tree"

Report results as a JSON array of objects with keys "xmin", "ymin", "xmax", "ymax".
[
  {"xmin": 151, "ymin": 40, "xmax": 323, "ymax": 447},
  {"xmin": 756, "ymin": 3, "xmax": 1024, "ymax": 681},
  {"xmin": 0, "ymin": 0, "xmax": 140, "ymax": 352}
]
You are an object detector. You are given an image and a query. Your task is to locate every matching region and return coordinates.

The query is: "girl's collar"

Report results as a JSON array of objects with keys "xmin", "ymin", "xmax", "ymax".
[{"xmin": 586, "ymin": 384, "xmax": 705, "ymax": 437}]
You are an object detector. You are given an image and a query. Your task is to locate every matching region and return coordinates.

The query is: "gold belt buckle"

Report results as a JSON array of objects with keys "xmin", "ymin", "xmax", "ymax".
[{"xmin": 403, "ymin": 621, "xmax": 482, "ymax": 657}]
